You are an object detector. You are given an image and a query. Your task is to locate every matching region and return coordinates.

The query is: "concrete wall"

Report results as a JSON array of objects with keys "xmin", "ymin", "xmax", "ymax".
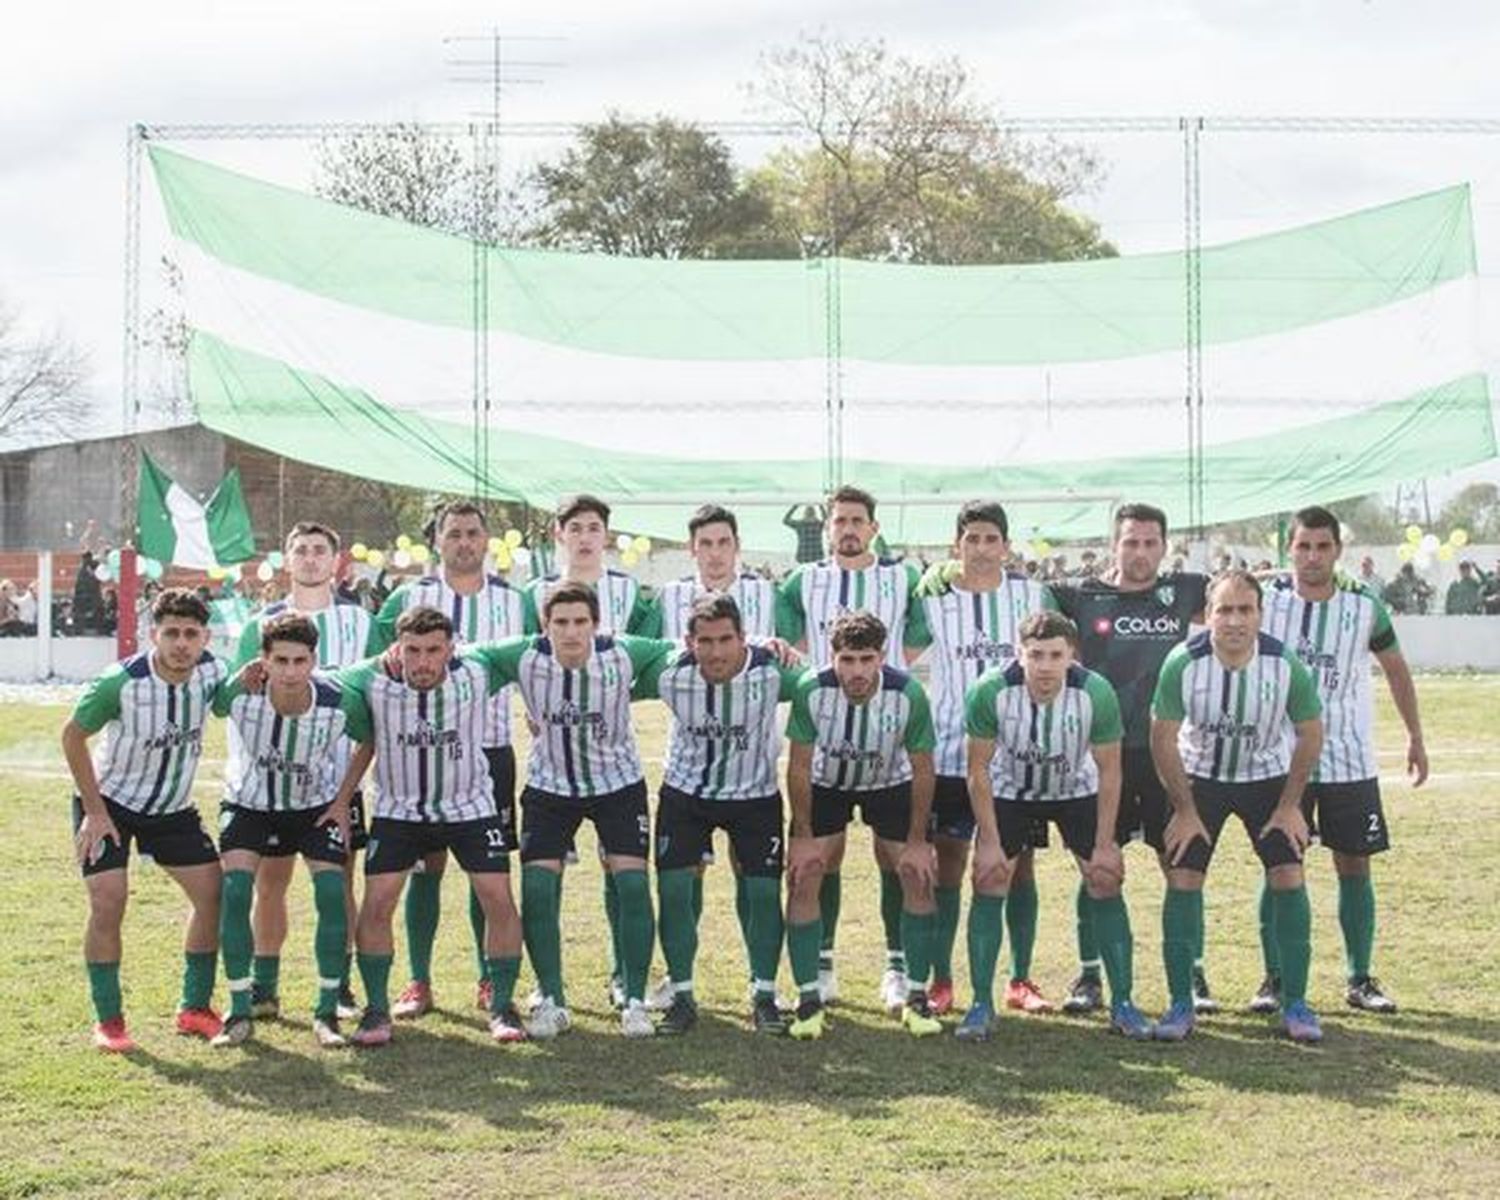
[{"xmin": 1390, "ymin": 616, "xmax": 1500, "ymax": 671}]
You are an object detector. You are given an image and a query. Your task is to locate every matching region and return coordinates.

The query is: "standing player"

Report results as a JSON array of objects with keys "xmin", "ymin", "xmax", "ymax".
[
  {"xmin": 782, "ymin": 612, "xmax": 938, "ymax": 1040},
  {"xmin": 958, "ymin": 612, "xmax": 1151, "ymax": 1042},
  {"xmin": 211, "ymin": 613, "xmax": 364, "ymax": 1048},
  {"xmin": 906, "ymin": 501, "xmax": 1055, "ymax": 1015},
  {"xmin": 235, "ymin": 520, "xmax": 381, "ymax": 1022},
  {"xmin": 61, "ymin": 588, "xmax": 229, "ymax": 1051},
  {"xmin": 1257, "ymin": 505, "xmax": 1427, "ymax": 1013},
  {"xmin": 1150, "ymin": 570, "xmax": 1325, "ymax": 1043},
  {"xmin": 377, "ymin": 501, "xmax": 530, "ymax": 1019},
  {"xmin": 638, "ymin": 594, "xmax": 804, "ymax": 1035},
  {"xmin": 339, "ymin": 606, "xmax": 527, "ymax": 1047},
  {"xmin": 777, "ymin": 486, "xmax": 927, "ymax": 1009}
]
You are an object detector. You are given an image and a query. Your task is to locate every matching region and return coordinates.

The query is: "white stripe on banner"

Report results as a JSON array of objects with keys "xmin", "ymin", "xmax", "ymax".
[{"xmin": 164, "ymin": 481, "xmax": 218, "ymax": 569}]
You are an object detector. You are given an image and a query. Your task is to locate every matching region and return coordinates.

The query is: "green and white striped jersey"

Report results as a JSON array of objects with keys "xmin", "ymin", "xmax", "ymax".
[
  {"xmin": 777, "ymin": 558, "xmax": 926, "ymax": 669},
  {"xmin": 1261, "ymin": 579, "xmax": 1399, "ymax": 783},
  {"xmin": 1152, "ymin": 631, "xmax": 1322, "ymax": 782},
  {"xmin": 337, "ymin": 654, "xmax": 502, "ymax": 823},
  {"xmin": 965, "ymin": 662, "xmax": 1122, "ymax": 802},
  {"xmin": 378, "ymin": 573, "xmax": 531, "ymax": 748},
  {"xmin": 910, "ymin": 575, "xmax": 1057, "ymax": 777},
  {"xmin": 639, "ymin": 643, "xmax": 802, "ymax": 800},
  {"xmin": 642, "ymin": 573, "xmax": 778, "ymax": 640},
  {"xmin": 473, "ymin": 634, "xmax": 678, "ymax": 798},
  {"xmin": 523, "ymin": 570, "xmax": 652, "ymax": 638},
  {"xmin": 215, "ymin": 675, "xmax": 369, "ymax": 812},
  {"xmin": 786, "ymin": 665, "xmax": 936, "ymax": 791},
  {"xmin": 71, "ymin": 650, "xmax": 230, "ymax": 816},
  {"xmin": 236, "ymin": 597, "xmax": 383, "ymax": 672}
]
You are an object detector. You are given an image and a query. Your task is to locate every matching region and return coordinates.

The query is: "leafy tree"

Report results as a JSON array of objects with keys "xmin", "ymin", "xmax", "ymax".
[{"xmin": 1436, "ymin": 482, "xmax": 1500, "ymax": 542}]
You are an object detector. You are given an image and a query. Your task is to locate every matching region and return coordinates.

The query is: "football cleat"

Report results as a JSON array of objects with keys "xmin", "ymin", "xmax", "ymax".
[
  {"xmin": 607, "ymin": 976, "xmax": 628, "ymax": 1013},
  {"xmin": 751, "ymin": 994, "xmax": 787, "ymax": 1036},
  {"xmin": 879, "ymin": 968, "xmax": 908, "ymax": 1016},
  {"xmin": 1061, "ymin": 972, "xmax": 1104, "ymax": 1015},
  {"xmin": 1346, "ymin": 976, "xmax": 1397, "ymax": 1014},
  {"xmin": 175, "ymin": 1006, "xmax": 223, "ymax": 1040},
  {"xmin": 658, "ymin": 993, "xmax": 699, "ymax": 1036},
  {"xmin": 901, "ymin": 993, "xmax": 943, "ymax": 1038},
  {"xmin": 817, "ymin": 965, "xmax": 839, "ymax": 1006},
  {"xmin": 1248, "ymin": 974, "xmax": 1281, "ymax": 1015},
  {"xmin": 1152, "ymin": 1000, "xmax": 1196, "ymax": 1042},
  {"xmin": 92, "ymin": 1016, "xmax": 137, "ymax": 1054},
  {"xmin": 210, "ymin": 1014, "xmax": 253, "ymax": 1048},
  {"xmin": 928, "ymin": 978, "xmax": 955, "ymax": 1016},
  {"xmin": 350, "ymin": 1009, "xmax": 393, "ymax": 1047},
  {"xmin": 955, "ymin": 1001, "xmax": 995, "ymax": 1043},
  {"xmin": 250, "ymin": 983, "xmax": 280, "ymax": 1020},
  {"xmin": 1282, "ymin": 1000, "xmax": 1324, "ymax": 1044},
  {"xmin": 312, "ymin": 1014, "xmax": 347, "ymax": 1048},
  {"xmin": 391, "ymin": 980, "xmax": 434, "ymax": 1020},
  {"xmin": 620, "ymin": 1000, "xmax": 655, "ymax": 1039},
  {"xmin": 475, "ymin": 979, "xmax": 493, "ymax": 1013},
  {"xmin": 525, "ymin": 997, "xmax": 572, "ymax": 1040},
  {"xmin": 787, "ymin": 996, "xmax": 826, "ymax": 1041},
  {"xmin": 488, "ymin": 1004, "xmax": 528, "ymax": 1044},
  {"xmin": 1192, "ymin": 966, "xmax": 1220, "ymax": 1015},
  {"xmin": 336, "ymin": 984, "xmax": 362, "ymax": 1021},
  {"xmin": 645, "ymin": 976, "xmax": 677, "ymax": 1013},
  {"xmin": 1109, "ymin": 1000, "xmax": 1154, "ymax": 1041},
  {"xmin": 1003, "ymin": 978, "xmax": 1054, "ymax": 1014}
]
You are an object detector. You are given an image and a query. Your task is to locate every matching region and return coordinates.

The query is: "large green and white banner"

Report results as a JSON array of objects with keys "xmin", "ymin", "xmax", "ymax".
[{"xmin": 150, "ymin": 146, "xmax": 1495, "ymax": 548}]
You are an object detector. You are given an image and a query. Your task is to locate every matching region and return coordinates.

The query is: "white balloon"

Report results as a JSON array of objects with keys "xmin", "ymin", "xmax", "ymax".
[
  {"xmin": 256, "ymin": 561, "xmax": 274, "ymax": 582},
  {"xmin": 1419, "ymin": 533, "xmax": 1440, "ymax": 553},
  {"xmin": 615, "ymin": 533, "xmax": 632, "ymax": 552},
  {"xmin": 393, "ymin": 549, "xmax": 412, "ymax": 569}
]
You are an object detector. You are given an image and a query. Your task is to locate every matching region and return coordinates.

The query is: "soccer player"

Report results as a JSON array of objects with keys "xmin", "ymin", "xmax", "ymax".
[
  {"xmin": 777, "ymin": 485, "xmax": 927, "ymax": 1009},
  {"xmin": 957, "ymin": 612, "xmax": 1151, "ymax": 1042},
  {"xmin": 906, "ymin": 500, "xmax": 1056, "ymax": 1016},
  {"xmin": 783, "ymin": 612, "xmax": 938, "ymax": 1040},
  {"xmin": 212, "ymin": 613, "xmax": 365, "ymax": 1048},
  {"xmin": 61, "ymin": 587, "xmax": 229, "ymax": 1052},
  {"xmin": 1257, "ymin": 505, "xmax": 1428, "ymax": 1013},
  {"xmin": 1149, "ymin": 570, "xmax": 1325, "ymax": 1043},
  {"xmin": 377, "ymin": 501, "xmax": 530, "ymax": 1020},
  {"xmin": 479, "ymin": 582, "xmax": 678, "ymax": 1038},
  {"xmin": 637, "ymin": 593, "xmax": 805, "ymax": 1035},
  {"xmin": 340, "ymin": 606, "xmax": 527, "ymax": 1047},
  {"xmin": 235, "ymin": 520, "xmax": 381, "ymax": 1022}
]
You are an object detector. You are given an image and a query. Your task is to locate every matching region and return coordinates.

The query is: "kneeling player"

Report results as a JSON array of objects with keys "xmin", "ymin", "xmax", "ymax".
[
  {"xmin": 784, "ymin": 612, "xmax": 938, "ymax": 1039},
  {"xmin": 958, "ymin": 612, "xmax": 1150, "ymax": 1041},
  {"xmin": 211, "ymin": 613, "xmax": 364, "ymax": 1048}
]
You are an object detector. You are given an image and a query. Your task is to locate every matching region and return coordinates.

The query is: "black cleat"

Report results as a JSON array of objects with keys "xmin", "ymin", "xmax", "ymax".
[
  {"xmin": 1248, "ymin": 974, "xmax": 1281, "ymax": 1014},
  {"xmin": 751, "ymin": 994, "xmax": 787, "ymax": 1036},
  {"xmin": 1061, "ymin": 972, "xmax": 1104, "ymax": 1015},
  {"xmin": 1192, "ymin": 966, "xmax": 1219, "ymax": 1014},
  {"xmin": 658, "ymin": 993, "xmax": 699, "ymax": 1036},
  {"xmin": 1346, "ymin": 976, "xmax": 1397, "ymax": 1013}
]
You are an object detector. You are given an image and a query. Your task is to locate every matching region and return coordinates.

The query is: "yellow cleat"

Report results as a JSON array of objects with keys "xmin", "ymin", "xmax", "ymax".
[
  {"xmin": 788, "ymin": 1004, "xmax": 826, "ymax": 1041},
  {"xmin": 902, "ymin": 1003, "xmax": 943, "ymax": 1038}
]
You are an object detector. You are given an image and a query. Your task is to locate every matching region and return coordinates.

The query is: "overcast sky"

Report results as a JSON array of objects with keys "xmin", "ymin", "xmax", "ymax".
[{"xmin": 6, "ymin": 0, "xmax": 1500, "ymax": 493}]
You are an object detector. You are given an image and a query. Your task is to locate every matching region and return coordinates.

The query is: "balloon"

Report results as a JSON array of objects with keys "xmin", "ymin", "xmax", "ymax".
[
  {"xmin": 1396, "ymin": 544, "xmax": 1415, "ymax": 562},
  {"xmin": 511, "ymin": 547, "xmax": 531, "ymax": 567},
  {"xmin": 410, "ymin": 544, "xmax": 430, "ymax": 565},
  {"xmin": 1438, "ymin": 544, "xmax": 1456, "ymax": 562},
  {"xmin": 142, "ymin": 558, "xmax": 164, "ymax": 580},
  {"xmin": 350, "ymin": 542, "xmax": 369, "ymax": 561},
  {"xmin": 495, "ymin": 546, "xmax": 513, "ymax": 571},
  {"xmin": 632, "ymin": 535, "xmax": 652, "ymax": 555},
  {"xmin": 94, "ymin": 564, "xmax": 113, "ymax": 582},
  {"xmin": 266, "ymin": 551, "xmax": 284, "ymax": 569},
  {"xmin": 616, "ymin": 533, "xmax": 633, "ymax": 552},
  {"xmin": 366, "ymin": 549, "xmax": 386, "ymax": 569},
  {"xmin": 106, "ymin": 548, "xmax": 122, "ymax": 572},
  {"xmin": 488, "ymin": 536, "xmax": 505, "ymax": 557},
  {"xmin": 1034, "ymin": 539, "xmax": 1051, "ymax": 557},
  {"xmin": 621, "ymin": 549, "xmax": 639, "ymax": 567},
  {"xmin": 1419, "ymin": 533, "xmax": 1440, "ymax": 553},
  {"xmin": 1404, "ymin": 525, "xmax": 1423, "ymax": 544},
  {"xmin": 396, "ymin": 534, "xmax": 412, "ymax": 550},
  {"xmin": 504, "ymin": 529, "xmax": 524, "ymax": 549},
  {"xmin": 1451, "ymin": 528, "xmax": 1470, "ymax": 548},
  {"xmin": 392, "ymin": 549, "xmax": 412, "ymax": 569},
  {"xmin": 206, "ymin": 565, "xmax": 224, "ymax": 580},
  {"xmin": 256, "ymin": 561, "xmax": 275, "ymax": 582}
]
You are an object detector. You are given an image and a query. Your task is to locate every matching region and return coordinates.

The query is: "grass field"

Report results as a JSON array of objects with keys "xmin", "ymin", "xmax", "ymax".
[{"xmin": 2, "ymin": 677, "xmax": 1498, "ymax": 1198}]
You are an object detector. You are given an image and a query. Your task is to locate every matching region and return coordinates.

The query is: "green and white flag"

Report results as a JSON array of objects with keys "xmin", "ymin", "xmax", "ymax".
[{"xmin": 137, "ymin": 451, "xmax": 256, "ymax": 569}]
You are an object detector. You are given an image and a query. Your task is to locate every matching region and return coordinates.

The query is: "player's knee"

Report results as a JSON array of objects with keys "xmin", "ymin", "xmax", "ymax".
[
  {"xmin": 1332, "ymin": 851, "xmax": 1369, "ymax": 878},
  {"xmin": 1267, "ymin": 863, "xmax": 1303, "ymax": 890},
  {"xmin": 86, "ymin": 876, "xmax": 128, "ymax": 926},
  {"xmin": 1165, "ymin": 868, "xmax": 1204, "ymax": 891}
]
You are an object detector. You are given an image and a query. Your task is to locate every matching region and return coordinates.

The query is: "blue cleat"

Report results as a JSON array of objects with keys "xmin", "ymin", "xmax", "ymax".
[
  {"xmin": 1153, "ymin": 1000, "xmax": 1196, "ymax": 1042},
  {"xmin": 955, "ymin": 1001, "xmax": 995, "ymax": 1042},
  {"xmin": 1282, "ymin": 1000, "xmax": 1324, "ymax": 1044},
  {"xmin": 1109, "ymin": 1000, "xmax": 1154, "ymax": 1041}
]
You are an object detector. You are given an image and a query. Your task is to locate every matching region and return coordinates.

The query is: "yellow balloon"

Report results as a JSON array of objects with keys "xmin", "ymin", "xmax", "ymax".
[
  {"xmin": 206, "ymin": 565, "xmax": 225, "ymax": 580},
  {"xmin": 1034, "ymin": 539, "xmax": 1052, "ymax": 557},
  {"xmin": 488, "ymin": 536, "xmax": 505, "ymax": 556},
  {"xmin": 621, "ymin": 549, "xmax": 640, "ymax": 568},
  {"xmin": 495, "ymin": 546, "xmax": 513, "ymax": 571},
  {"xmin": 410, "ymin": 544, "xmax": 430, "ymax": 565},
  {"xmin": 350, "ymin": 542, "xmax": 369, "ymax": 561},
  {"xmin": 632, "ymin": 535, "xmax": 652, "ymax": 555},
  {"xmin": 1438, "ymin": 544, "xmax": 1456, "ymax": 562},
  {"xmin": 504, "ymin": 529, "xmax": 524, "ymax": 549},
  {"xmin": 366, "ymin": 549, "xmax": 386, "ymax": 569},
  {"xmin": 396, "ymin": 534, "xmax": 412, "ymax": 550},
  {"xmin": 1396, "ymin": 543, "xmax": 1415, "ymax": 562},
  {"xmin": 1404, "ymin": 525, "xmax": 1423, "ymax": 544},
  {"xmin": 1451, "ymin": 528, "xmax": 1470, "ymax": 548}
]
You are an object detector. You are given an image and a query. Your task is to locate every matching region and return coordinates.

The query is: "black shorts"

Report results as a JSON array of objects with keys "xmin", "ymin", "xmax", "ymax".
[
  {"xmin": 364, "ymin": 815, "xmax": 511, "ymax": 876},
  {"xmin": 1172, "ymin": 776, "xmax": 1303, "ymax": 874},
  {"xmin": 72, "ymin": 795, "xmax": 218, "ymax": 878},
  {"xmin": 484, "ymin": 746, "xmax": 519, "ymax": 847},
  {"xmin": 519, "ymin": 780, "xmax": 650, "ymax": 864},
  {"xmin": 1302, "ymin": 779, "xmax": 1389, "ymax": 856},
  {"xmin": 655, "ymin": 784, "xmax": 783, "ymax": 877},
  {"xmin": 1117, "ymin": 746, "xmax": 1170, "ymax": 850},
  {"xmin": 346, "ymin": 790, "xmax": 369, "ymax": 853},
  {"xmin": 994, "ymin": 795, "xmax": 1098, "ymax": 860},
  {"xmin": 811, "ymin": 782, "xmax": 911, "ymax": 843},
  {"xmin": 930, "ymin": 776, "xmax": 976, "ymax": 841},
  {"xmin": 219, "ymin": 803, "xmax": 348, "ymax": 866}
]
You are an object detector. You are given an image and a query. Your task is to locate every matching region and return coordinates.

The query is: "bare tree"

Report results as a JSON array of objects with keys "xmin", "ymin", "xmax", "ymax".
[{"xmin": 0, "ymin": 299, "xmax": 90, "ymax": 441}]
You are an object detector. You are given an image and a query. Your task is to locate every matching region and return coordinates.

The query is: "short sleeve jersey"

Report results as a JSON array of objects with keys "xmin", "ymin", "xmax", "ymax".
[
  {"xmin": 639, "ymin": 644, "xmax": 802, "ymax": 801},
  {"xmin": 786, "ymin": 665, "xmax": 936, "ymax": 791},
  {"xmin": 644, "ymin": 573, "xmax": 778, "ymax": 640},
  {"xmin": 216, "ymin": 675, "xmax": 369, "ymax": 812},
  {"xmin": 777, "ymin": 558, "xmax": 925, "ymax": 669},
  {"xmin": 1261, "ymin": 579, "xmax": 1399, "ymax": 783},
  {"xmin": 378, "ymin": 573, "xmax": 530, "ymax": 748},
  {"xmin": 964, "ymin": 662, "xmax": 1122, "ymax": 802},
  {"xmin": 71, "ymin": 650, "xmax": 229, "ymax": 815},
  {"xmin": 911, "ymin": 575, "xmax": 1058, "ymax": 777},
  {"xmin": 236, "ymin": 598, "xmax": 382, "ymax": 672},
  {"xmin": 337, "ymin": 654, "xmax": 503, "ymax": 823},
  {"xmin": 1152, "ymin": 631, "xmax": 1322, "ymax": 782},
  {"xmin": 1053, "ymin": 572, "xmax": 1208, "ymax": 749},
  {"xmin": 474, "ymin": 634, "xmax": 676, "ymax": 798},
  {"xmin": 523, "ymin": 571, "xmax": 650, "ymax": 639}
]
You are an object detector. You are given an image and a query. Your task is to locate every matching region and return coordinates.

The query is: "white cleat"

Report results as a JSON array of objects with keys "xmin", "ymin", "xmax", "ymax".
[
  {"xmin": 620, "ymin": 999, "xmax": 655, "ymax": 1039},
  {"xmin": 879, "ymin": 969, "xmax": 909, "ymax": 1016},
  {"xmin": 818, "ymin": 967, "xmax": 839, "ymax": 1006},
  {"xmin": 645, "ymin": 976, "xmax": 677, "ymax": 1012},
  {"xmin": 525, "ymin": 996, "xmax": 573, "ymax": 1040}
]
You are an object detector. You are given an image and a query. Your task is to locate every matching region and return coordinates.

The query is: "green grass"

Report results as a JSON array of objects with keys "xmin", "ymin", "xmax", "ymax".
[{"xmin": 2, "ymin": 679, "xmax": 1498, "ymax": 1198}]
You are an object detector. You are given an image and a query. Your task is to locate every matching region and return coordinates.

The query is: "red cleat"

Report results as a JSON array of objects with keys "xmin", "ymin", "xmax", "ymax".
[
  {"xmin": 929, "ymin": 978, "xmax": 955, "ymax": 1016},
  {"xmin": 175, "ymin": 1006, "xmax": 224, "ymax": 1040},
  {"xmin": 475, "ymin": 979, "xmax": 493, "ymax": 1012},
  {"xmin": 1004, "ymin": 978, "xmax": 1054, "ymax": 1014},
  {"xmin": 391, "ymin": 981, "xmax": 433, "ymax": 1020},
  {"xmin": 93, "ymin": 1016, "xmax": 137, "ymax": 1053}
]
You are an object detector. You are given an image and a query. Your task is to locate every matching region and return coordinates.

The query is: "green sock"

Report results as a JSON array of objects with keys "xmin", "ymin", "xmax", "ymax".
[
  {"xmin": 818, "ymin": 872, "xmax": 841, "ymax": 954},
  {"xmin": 787, "ymin": 918, "xmax": 823, "ymax": 993},
  {"xmin": 879, "ymin": 870, "xmax": 905, "ymax": 969},
  {"xmin": 1092, "ymin": 894, "xmax": 1135, "ymax": 1006},
  {"xmin": 900, "ymin": 909, "xmax": 936, "ymax": 998},
  {"xmin": 1258, "ymin": 879, "xmax": 1280, "ymax": 978},
  {"xmin": 1006, "ymin": 877, "xmax": 1038, "ymax": 981},
  {"xmin": 87, "ymin": 961, "xmax": 122, "ymax": 1023},
  {"xmin": 219, "ymin": 869, "xmax": 255, "ymax": 1018},
  {"xmin": 252, "ymin": 953, "xmax": 280, "ymax": 997},
  {"xmin": 743, "ymin": 875, "xmax": 784, "ymax": 995},
  {"xmin": 1076, "ymin": 879, "xmax": 1102, "ymax": 980},
  {"xmin": 1272, "ymin": 885, "xmax": 1313, "ymax": 1006},
  {"xmin": 735, "ymin": 874, "xmax": 754, "ymax": 974},
  {"xmin": 468, "ymin": 883, "xmax": 488, "ymax": 981},
  {"xmin": 341, "ymin": 951, "xmax": 353, "ymax": 991},
  {"xmin": 182, "ymin": 950, "xmax": 217, "ymax": 1011},
  {"xmin": 1161, "ymin": 888, "xmax": 1201, "ymax": 1007},
  {"xmin": 932, "ymin": 885, "xmax": 961, "ymax": 984},
  {"xmin": 357, "ymin": 951, "xmax": 393, "ymax": 1015},
  {"xmin": 603, "ymin": 870, "xmax": 623, "ymax": 983},
  {"xmin": 403, "ymin": 870, "xmax": 441, "ymax": 985},
  {"xmin": 311, "ymin": 871, "xmax": 348, "ymax": 1019},
  {"xmin": 521, "ymin": 865, "xmax": 566, "ymax": 1006},
  {"xmin": 656, "ymin": 868, "xmax": 699, "ymax": 987},
  {"xmin": 613, "ymin": 869, "xmax": 655, "ymax": 1003},
  {"xmin": 1338, "ymin": 874, "xmax": 1376, "ymax": 981},
  {"xmin": 1193, "ymin": 889, "xmax": 1207, "ymax": 970},
  {"xmin": 966, "ymin": 893, "xmax": 1006, "ymax": 1008},
  {"xmin": 485, "ymin": 955, "xmax": 522, "ymax": 1013},
  {"xmin": 692, "ymin": 871, "xmax": 705, "ymax": 923}
]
